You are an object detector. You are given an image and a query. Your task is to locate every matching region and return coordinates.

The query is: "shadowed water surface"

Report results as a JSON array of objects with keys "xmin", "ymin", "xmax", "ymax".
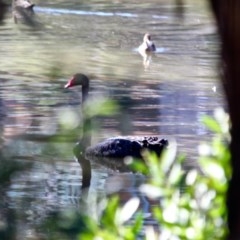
[{"xmin": 0, "ymin": 0, "xmax": 222, "ymax": 238}]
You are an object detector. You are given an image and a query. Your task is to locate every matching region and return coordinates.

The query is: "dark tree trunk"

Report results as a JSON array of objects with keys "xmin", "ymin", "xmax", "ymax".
[
  {"xmin": 209, "ymin": 1, "xmax": 240, "ymax": 239},
  {"xmin": 0, "ymin": 0, "xmax": 7, "ymax": 22}
]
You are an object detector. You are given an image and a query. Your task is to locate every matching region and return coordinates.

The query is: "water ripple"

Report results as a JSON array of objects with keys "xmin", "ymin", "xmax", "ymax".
[{"xmin": 35, "ymin": 6, "xmax": 138, "ymax": 18}]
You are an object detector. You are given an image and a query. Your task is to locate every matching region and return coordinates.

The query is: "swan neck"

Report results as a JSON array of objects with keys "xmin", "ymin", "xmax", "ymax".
[
  {"xmin": 81, "ymin": 84, "xmax": 91, "ymax": 148},
  {"xmin": 82, "ymin": 85, "xmax": 89, "ymax": 103}
]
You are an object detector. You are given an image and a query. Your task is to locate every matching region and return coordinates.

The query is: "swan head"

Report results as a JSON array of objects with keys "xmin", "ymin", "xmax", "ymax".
[
  {"xmin": 143, "ymin": 33, "xmax": 152, "ymax": 42},
  {"xmin": 139, "ymin": 33, "xmax": 156, "ymax": 52},
  {"xmin": 64, "ymin": 73, "xmax": 89, "ymax": 89}
]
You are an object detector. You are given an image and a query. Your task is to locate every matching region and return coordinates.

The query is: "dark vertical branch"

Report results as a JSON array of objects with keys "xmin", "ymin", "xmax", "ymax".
[
  {"xmin": 175, "ymin": 0, "xmax": 184, "ymax": 19},
  {"xmin": 0, "ymin": 0, "xmax": 7, "ymax": 23},
  {"xmin": 209, "ymin": 1, "xmax": 240, "ymax": 239}
]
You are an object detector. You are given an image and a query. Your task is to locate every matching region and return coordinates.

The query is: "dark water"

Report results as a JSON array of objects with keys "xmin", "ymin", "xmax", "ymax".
[{"xmin": 0, "ymin": 1, "xmax": 222, "ymax": 238}]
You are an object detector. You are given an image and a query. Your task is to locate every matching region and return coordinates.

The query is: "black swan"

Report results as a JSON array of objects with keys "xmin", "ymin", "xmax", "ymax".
[
  {"xmin": 12, "ymin": 0, "xmax": 35, "ymax": 24},
  {"xmin": 64, "ymin": 73, "xmax": 168, "ymax": 161}
]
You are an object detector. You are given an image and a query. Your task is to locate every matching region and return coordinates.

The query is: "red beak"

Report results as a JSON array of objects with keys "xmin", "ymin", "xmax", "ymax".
[{"xmin": 64, "ymin": 77, "xmax": 74, "ymax": 88}]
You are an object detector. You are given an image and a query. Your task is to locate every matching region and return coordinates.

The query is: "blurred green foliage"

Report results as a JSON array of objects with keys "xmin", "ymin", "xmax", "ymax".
[
  {"xmin": 0, "ymin": 153, "xmax": 31, "ymax": 240},
  {"xmin": 39, "ymin": 108, "xmax": 230, "ymax": 240},
  {"xmin": 0, "ymin": 106, "xmax": 230, "ymax": 239}
]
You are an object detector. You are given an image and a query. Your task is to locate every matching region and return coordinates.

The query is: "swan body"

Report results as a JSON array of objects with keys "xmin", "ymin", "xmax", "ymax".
[
  {"xmin": 138, "ymin": 33, "xmax": 156, "ymax": 52},
  {"xmin": 86, "ymin": 136, "xmax": 168, "ymax": 158},
  {"xmin": 65, "ymin": 73, "xmax": 168, "ymax": 159}
]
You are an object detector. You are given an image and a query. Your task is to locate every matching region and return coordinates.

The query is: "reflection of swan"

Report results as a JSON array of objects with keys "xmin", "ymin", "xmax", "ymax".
[
  {"xmin": 65, "ymin": 73, "xmax": 168, "ymax": 161},
  {"xmin": 12, "ymin": 0, "xmax": 35, "ymax": 24},
  {"xmin": 0, "ymin": 97, "xmax": 32, "ymax": 146}
]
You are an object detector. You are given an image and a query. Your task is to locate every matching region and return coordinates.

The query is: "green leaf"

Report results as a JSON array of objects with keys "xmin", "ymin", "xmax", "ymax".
[
  {"xmin": 84, "ymin": 98, "xmax": 119, "ymax": 118},
  {"xmin": 116, "ymin": 197, "xmax": 140, "ymax": 225},
  {"xmin": 131, "ymin": 212, "xmax": 143, "ymax": 236},
  {"xmin": 100, "ymin": 196, "xmax": 119, "ymax": 231},
  {"xmin": 201, "ymin": 115, "xmax": 222, "ymax": 133},
  {"xmin": 200, "ymin": 158, "xmax": 225, "ymax": 182}
]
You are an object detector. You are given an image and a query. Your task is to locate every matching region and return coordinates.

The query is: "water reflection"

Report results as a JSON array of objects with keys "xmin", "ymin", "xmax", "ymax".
[
  {"xmin": 35, "ymin": 6, "xmax": 139, "ymax": 18},
  {"xmin": 0, "ymin": 85, "xmax": 33, "ymax": 145}
]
